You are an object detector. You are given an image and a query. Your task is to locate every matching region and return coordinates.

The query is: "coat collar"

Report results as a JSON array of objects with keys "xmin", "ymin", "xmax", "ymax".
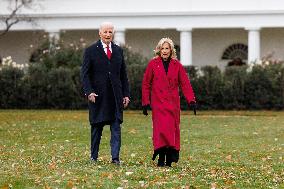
[
  {"xmin": 155, "ymin": 56, "xmax": 177, "ymax": 65},
  {"xmin": 155, "ymin": 57, "xmax": 177, "ymax": 79},
  {"xmin": 101, "ymin": 40, "xmax": 113, "ymax": 52},
  {"xmin": 94, "ymin": 40, "xmax": 118, "ymax": 60}
]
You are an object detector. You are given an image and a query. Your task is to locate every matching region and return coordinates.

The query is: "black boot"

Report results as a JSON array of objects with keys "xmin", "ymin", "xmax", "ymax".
[
  {"xmin": 165, "ymin": 148, "xmax": 172, "ymax": 167},
  {"xmin": 166, "ymin": 148, "xmax": 179, "ymax": 167},
  {"xmin": 157, "ymin": 148, "xmax": 166, "ymax": 167}
]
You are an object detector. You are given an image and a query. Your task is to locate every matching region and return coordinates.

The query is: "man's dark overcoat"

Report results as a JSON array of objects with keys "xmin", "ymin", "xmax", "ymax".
[{"xmin": 81, "ymin": 40, "xmax": 130, "ymax": 125}]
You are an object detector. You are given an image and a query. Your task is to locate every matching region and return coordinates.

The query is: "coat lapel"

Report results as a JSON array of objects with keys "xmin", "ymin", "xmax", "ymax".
[
  {"xmin": 156, "ymin": 57, "xmax": 166, "ymax": 77},
  {"xmin": 157, "ymin": 57, "xmax": 176, "ymax": 87},
  {"xmin": 111, "ymin": 44, "xmax": 118, "ymax": 61},
  {"xmin": 166, "ymin": 59, "xmax": 177, "ymax": 80},
  {"xmin": 95, "ymin": 40, "xmax": 109, "ymax": 60},
  {"xmin": 156, "ymin": 57, "xmax": 171, "ymax": 87}
]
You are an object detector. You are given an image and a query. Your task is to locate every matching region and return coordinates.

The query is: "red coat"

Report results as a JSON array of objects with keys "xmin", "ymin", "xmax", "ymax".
[{"xmin": 142, "ymin": 57, "xmax": 195, "ymax": 151}]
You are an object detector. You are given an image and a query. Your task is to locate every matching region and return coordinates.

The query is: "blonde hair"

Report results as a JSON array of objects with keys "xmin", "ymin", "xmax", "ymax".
[{"xmin": 154, "ymin": 37, "xmax": 177, "ymax": 59}]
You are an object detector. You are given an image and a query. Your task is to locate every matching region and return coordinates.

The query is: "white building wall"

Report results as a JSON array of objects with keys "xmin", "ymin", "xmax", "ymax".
[
  {"xmin": 261, "ymin": 28, "xmax": 284, "ymax": 60},
  {"xmin": 61, "ymin": 30, "xmax": 99, "ymax": 46},
  {"xmin": 193, "ymin": 29, "xmax": 247, "ymax": 68},
  {"xmin": 1, "ymin": 0, "xmax": 284, "ymax": 66},
  {"xmin": 2, "ymin": 0, "xmax": 283, "ymax": 14},
  {"xmin": 126, "ymin": 30, "xmax": 179, "ymax": 60}
]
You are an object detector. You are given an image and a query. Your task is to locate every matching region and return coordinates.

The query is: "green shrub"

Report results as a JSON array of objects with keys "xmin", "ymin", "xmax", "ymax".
[
  {"xmin": 194, "ymin": 66, "xmax": 224, "ymax": 109},
  {"xmin": 245, "ymin": 65, "xmax": 274, "ymax": 109},
  {"xmin": 71, "ymin": 66, "xmax": 88, "ymax": 109},
  {"xmin": 222, "ymin": 66, "xmax": 248, "ymax": 109},
  {"xmin": 127, "ymin": 65, "xmax": 146, "ymax": 109},
  {"xmin": 1, "ymin": 38, "xmax": 284, "ymax": 110},
  {"xmin": 30, "ymin": 39, "xmax": 84, "ymax": 70},
  {"xmin": 24, "ymin": 64, "xmax": 50, "ymax": 108},
  {"xmin": 180, "ymin": 66, "xmax": 198, "ymax": 110},
  {"xmin": 122, "ymin": 46, "xmax": 148, "ymax": 66},
  {"xmin": 12, "ymin": 40, "xmax": 148, "ymax": 109},
  {"xmin": 46, "ymin": 68, "xmax": 77, "ymax": 109},
  {"xmin": 0, "ymin": 67, "xmax": 25, "ymax": 108},
  {"xmin": 265, "ymin": 64, "xmax": 284, "ymax": 109}
]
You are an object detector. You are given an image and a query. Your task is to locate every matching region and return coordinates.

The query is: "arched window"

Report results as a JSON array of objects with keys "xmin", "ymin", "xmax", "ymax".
[{"xmin": 222, "ymin": 43, "xmax": 248, "ymax": 60}]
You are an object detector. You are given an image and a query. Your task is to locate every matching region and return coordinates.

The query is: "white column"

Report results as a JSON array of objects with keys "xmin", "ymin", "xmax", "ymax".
[
  {"xmin": 246, "ymin": 27, "xmax": 261, "ymax": 64},
  {"xmin": 46, "ymin": 29, "xmax": 60, "ymax": 44},
  {"xmin": 114, "ymin": 29, "xmax": 125, "ymax": 46},
  {"xmin": 178, "ymin": 28, "xmax": 192, "ymax": 65}
]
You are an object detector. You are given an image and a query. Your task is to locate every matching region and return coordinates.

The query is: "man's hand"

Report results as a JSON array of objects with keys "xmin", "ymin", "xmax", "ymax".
[
  {"xmin": 123, "ymin": 97, "xmax": 130, "ymax": 108},
  {"xmin": 88, "ymin": 93, "xmax": 98, "ymax": 103},
  {"xmin": 142, "ymin": 104, "xmax": 150, "ymax": 116},
  {"xmin": 189, "ymin": 101, "xmax": 197, "ymax": 115}
]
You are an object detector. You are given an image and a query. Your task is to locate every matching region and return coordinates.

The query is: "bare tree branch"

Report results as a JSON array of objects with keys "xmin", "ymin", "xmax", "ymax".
[{"xmin": 0, "ymin": 0, "xmax": 36, "ymax": 36}]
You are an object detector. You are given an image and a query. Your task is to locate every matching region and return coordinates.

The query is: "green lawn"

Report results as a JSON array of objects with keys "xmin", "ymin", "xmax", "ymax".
[{"xmin": 0, "ymin": 110, "xmax": 283, "ymax": 188}]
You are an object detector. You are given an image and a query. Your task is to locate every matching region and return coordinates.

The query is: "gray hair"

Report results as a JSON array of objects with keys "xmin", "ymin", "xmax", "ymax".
[{"xmin": 99, "ymin": 22, "xmax": 114, "ymax": 32}]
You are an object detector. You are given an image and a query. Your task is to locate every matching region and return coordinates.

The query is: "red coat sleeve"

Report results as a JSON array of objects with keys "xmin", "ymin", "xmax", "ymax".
[
  {"xmin": 178, "ymin": 63, "xmax": 196, "ymax": 104},
  {"xmin": 142, "ymin": 61, "xmax": 154, "ymax": 106}
]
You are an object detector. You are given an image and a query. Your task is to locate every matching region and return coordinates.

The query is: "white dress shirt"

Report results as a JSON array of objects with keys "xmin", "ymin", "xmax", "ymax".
[{"xmin": 101, "ymin": 41, "xmax": 112, "ymax": 55}]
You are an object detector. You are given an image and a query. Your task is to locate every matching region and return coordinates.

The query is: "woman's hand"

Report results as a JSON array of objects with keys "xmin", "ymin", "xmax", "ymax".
[
  {"xmin": 142, "ymin": 104, "xmax": 151, "ymax": 116},
  {"xmin": 189, "ymin": 101, "xmax": 197, "ymax": 115}
]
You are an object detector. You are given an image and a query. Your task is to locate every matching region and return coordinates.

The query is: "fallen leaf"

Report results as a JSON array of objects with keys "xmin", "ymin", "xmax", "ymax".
[
  {"xmin": 66, "ymin": 180, "xmax": 73, "ymax": 188},
  {"xmin": 226, "ymin": 155, "xmax": 232, "ymax": 161},
  {"xmin": 211, "ymin": 182, "xmax": 217, "ymax": 189}
]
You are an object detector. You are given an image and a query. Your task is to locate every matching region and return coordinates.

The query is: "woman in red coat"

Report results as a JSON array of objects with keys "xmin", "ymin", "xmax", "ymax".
[{"xmin": 142, "ymin": 38, "xmax": 196, "ymax": 167}]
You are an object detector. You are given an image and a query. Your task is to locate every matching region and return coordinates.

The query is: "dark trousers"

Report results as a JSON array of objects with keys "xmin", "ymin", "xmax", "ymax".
[{"xmin": 90, "ymin": 118, "xmax": 121, "ymax": 161}]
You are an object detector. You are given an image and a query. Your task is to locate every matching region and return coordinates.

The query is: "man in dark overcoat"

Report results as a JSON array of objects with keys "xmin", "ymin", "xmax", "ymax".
[{"xmin": 81, "ymin": 22, "xmax": 130, "ymax": 165}]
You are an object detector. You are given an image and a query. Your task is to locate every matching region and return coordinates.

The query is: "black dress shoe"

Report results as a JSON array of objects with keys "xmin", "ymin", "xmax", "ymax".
[
  {"xmin": 111, "ymin": 159, "xmax": 120, "ymax": 165},
  {"xmin": 165, "ymin": 162, "xmax": 172, "ymax": 167},
  {"xmin": 90, "ymin": 157, "xmax": 97, "ymax": 162},
  {"xmin": 157, "ymin": 161, "xmax": 165, "ymax": 167}
]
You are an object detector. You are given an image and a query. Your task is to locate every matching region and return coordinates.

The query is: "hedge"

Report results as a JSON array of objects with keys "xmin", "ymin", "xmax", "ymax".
[{"xmin": 1, "ymin": 39, "xmax": 283, "ymax": 110}]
